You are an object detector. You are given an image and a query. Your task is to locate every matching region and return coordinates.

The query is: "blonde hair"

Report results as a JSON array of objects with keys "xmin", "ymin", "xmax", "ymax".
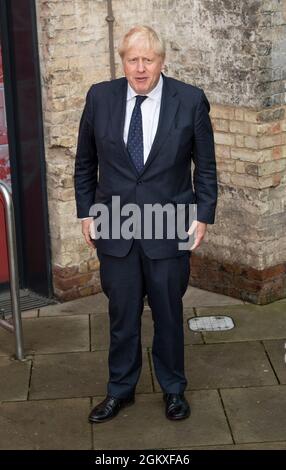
[{"xmin": 118, "ymin": 25, "xmax": 166, "ymax": 59}]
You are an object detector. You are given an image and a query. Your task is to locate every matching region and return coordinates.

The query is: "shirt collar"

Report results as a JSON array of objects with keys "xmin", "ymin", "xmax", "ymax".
[{"xmin": 127, "ymin": 73, "xmax": 163, "ymax": 102}]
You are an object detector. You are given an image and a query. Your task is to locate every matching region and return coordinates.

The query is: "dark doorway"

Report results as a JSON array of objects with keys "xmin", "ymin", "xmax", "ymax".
[{"xmin": 0, "ymin": 0, "xmax": 52, "ymax": 298}]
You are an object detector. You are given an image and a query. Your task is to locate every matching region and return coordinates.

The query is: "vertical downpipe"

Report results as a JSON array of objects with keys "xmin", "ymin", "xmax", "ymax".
[{"xmin": 106, "ymin": 0, "xmax": 116, "ymax": 80}]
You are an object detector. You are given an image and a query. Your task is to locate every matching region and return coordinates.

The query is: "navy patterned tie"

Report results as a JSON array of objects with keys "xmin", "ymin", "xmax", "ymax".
[{"xmin": 127, "ymin": 95, "xmax": 147, "ymax": 172}]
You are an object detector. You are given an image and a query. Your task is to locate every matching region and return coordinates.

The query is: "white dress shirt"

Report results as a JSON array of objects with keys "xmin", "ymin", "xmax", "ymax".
[{"xmin": 123, "ymin": 74, "xmax": 163, "ymax": 163}]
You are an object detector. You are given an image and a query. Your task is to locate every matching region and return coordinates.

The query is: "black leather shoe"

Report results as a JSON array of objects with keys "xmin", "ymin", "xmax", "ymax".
[
  {"xmin": 164, "ymin": 393, "xmax": 191, "ymax": 420},
  {"xmin": 88, "ymin": 394, "xmax": 135, "ymax": 423}
]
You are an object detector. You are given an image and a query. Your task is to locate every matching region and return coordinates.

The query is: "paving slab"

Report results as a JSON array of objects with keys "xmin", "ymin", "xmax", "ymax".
[
  {"xmin": 39, "ymin": 293, "xmax": 108, "ymax": 316},
  {"xmin": 91, "ymin": 390, "xmax": 232, "ymax": 450},
  {"xmin": 0, "ymin": 327, "xmax": 18, "ymax": 357},
  {"xmin": 263, "ymin": 339, "xmax": 286, "ymax": 384},
  {"xmin": 196, "ymin": 303, "xmax": 286, "ymax": 343},
  {"xmin": 29, "ymin": 350, "xmax": 153, "ymax": 400},
  {"xmin": 171, "ymin": 441, "xmax": 286, "ymax": 450},
  {"xmin": 0, "ymin": 398, "xmax": 92, "ymax": 450},
  {"xmin": 0, "ymin": 357, "xmax": 31, "ymax": 401},
  {"xmin": 183, "ymin": 286, "xmax": 244, "ymax": 308},
  {"xmin": 185, "ymin": 342, "xmax": 277, "ymax": 390},
  {"xmin": 38, "ymin": 284, "xmax": 243, "ymax": 318},
  {"xmin": 21, "ymin": 309, "xmax": 38, "ymax": 318},
  {"xmin": 0, "ymin": 310, "xmax": 38, "ymax": 320},
  {"xmin": 0, "ymin": 315, "xmax": 90, "ymax": 357},
  {"xmin": 221, "ymin": 385, "xmax": 286, "ymax": 444},
  {"xmin": 152, "ymin": 342, "xmax": 277, "ymax": 392},
  {"xmin": 183, "ymin": 313, "xmax": 203, "ymax": 345},
  {"xmin": 91, "ymin": 311, "xmax": 202, "ymax": 351}
]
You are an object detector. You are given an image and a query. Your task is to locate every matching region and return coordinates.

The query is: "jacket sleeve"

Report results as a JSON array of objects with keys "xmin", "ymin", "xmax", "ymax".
[
  {"xmin": 192, "ymin": 89, "xmax": 218, "ymax": 224},
  {"xmin": 74, "ymin": 86, "xmax": 98, "ymax": 218}
]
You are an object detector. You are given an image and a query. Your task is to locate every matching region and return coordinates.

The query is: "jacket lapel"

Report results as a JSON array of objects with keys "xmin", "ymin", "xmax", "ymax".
[
  {"xmin": 140, "ymin": 75, "xmax": 179, "ymax": 175},
  {"xmin": 109, "ymin": 78, "xmax": 139, "ymax": 175}
]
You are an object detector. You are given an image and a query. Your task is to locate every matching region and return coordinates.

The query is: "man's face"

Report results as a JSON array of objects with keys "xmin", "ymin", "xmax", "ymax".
[{"xmin": 122, "ymin": 43, "xmax": 164, "ymax": 95}]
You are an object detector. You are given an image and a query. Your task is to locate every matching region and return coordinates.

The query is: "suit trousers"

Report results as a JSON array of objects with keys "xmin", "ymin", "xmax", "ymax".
[{"xmin": 97, "ymin": 239, "xmax": 191, "ymax": 399}]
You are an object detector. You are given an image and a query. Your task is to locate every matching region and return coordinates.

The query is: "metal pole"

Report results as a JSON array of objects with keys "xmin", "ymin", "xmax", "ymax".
[{"xmin": 0, "ymin": 181, "xmax": 24, "ymax": 360}]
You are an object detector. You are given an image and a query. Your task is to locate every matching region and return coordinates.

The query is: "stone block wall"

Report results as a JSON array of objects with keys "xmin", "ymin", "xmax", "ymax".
[
  {"xmin": 198, "ymin": 103, "xmax": 286, "ymax": 303},
  {"xmin": 35, "ymin": 0, "xmax": 286, "ymax": 303}
]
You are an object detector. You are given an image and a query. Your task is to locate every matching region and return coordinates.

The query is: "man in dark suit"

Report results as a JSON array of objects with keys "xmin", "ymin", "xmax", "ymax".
[{"xmin": 74, "ymin": 25, "xmax": 217, "ymax": 423}]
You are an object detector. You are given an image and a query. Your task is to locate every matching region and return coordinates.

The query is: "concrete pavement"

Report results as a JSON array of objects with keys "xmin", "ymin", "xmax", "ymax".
[{"xmin": 0, "ymin": 286, "xmax": 286, "ymax": 450}]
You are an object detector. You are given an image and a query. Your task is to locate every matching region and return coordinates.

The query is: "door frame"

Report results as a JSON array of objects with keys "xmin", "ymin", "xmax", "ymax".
[{"xmin": 0, "ymin": 0, "xmax": 53, "ymax": 297}]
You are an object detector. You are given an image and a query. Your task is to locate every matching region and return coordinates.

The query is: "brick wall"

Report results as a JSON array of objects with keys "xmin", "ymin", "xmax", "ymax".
[
  {"xmin": 35, "ymin": 0, "xmax": 286, "ymax": 303},
  {"xmin": 197, "ymin": 103, "xmax": 286, "ymax": 303}
]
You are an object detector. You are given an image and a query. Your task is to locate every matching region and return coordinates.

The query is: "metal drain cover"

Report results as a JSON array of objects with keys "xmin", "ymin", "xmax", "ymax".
[
  {"xmin": 0, "ymin": 289, "xmax": 57, "ymax": 316},
  {"xmin": 188, "ymin": 315, "xmax": 234, "ymax": 332}
]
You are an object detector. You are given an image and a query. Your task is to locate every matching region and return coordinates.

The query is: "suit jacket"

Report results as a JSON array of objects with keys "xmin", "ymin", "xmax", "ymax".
[{"xmin": 74, "ymin": 74, "xmax": 218, "ymax": 259}]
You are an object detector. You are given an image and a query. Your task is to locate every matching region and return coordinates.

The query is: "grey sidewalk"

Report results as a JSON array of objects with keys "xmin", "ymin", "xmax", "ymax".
[{"xmin": 0, "ymin": 286, "xmax": 286, "ymax": 450}]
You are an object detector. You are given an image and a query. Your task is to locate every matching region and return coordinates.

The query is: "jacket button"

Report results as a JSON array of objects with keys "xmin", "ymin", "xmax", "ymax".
[{"xmin": 137, "ymin": 180, "xmax": 143, "ymax": 185}]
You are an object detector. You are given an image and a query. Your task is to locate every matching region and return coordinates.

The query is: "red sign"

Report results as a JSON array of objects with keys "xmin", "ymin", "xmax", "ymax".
[{"xmin": 0, "ymin": 43, "xmax": 10, "ymax": 284}]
